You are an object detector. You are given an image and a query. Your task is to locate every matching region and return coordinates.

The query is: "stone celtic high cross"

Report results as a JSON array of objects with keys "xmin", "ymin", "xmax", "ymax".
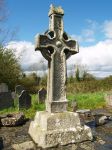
[
  {"xmin": 35, "ymin": 5, "xmax": 79, "ymax": 112},
  {"xmin": 29, "ymin": 5, "xmax": 93, "ymax": 148}
]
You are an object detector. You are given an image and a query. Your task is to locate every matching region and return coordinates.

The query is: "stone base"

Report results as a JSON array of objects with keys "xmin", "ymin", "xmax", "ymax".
[
  {"xmin": 46, "ymin": 100, "xmax": 68, "ymax": 113},
  {"xmin": 29, "ymin": 111, "xmax": 93, "ymax": 148},
  {"xmin": 12, "ymin": 141, "xmax": 95, "ymax": 150}
]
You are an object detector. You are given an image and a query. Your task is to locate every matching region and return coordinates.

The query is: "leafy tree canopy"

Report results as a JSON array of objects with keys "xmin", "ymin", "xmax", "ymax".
[{"xmin": 0, "ymin": 45, "xmax": 22, "ymax": 89}]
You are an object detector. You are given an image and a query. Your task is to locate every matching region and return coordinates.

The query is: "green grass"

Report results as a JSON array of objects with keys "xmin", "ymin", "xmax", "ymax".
[
  {"xmin": 0, "ymin": 91, "xmax": 106, "ymax": 118},
  {"xmin": 67, "ymin": 91, "xmax": 106, "ymax": 110},
  {"xmin": 0, "ymin": 94, "xmax": 45, "ymax": 118}
]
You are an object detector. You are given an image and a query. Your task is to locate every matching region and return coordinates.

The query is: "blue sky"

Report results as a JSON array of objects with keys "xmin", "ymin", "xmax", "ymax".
[
  {"xmin": 6, "ymin": 0, "xmax": 112, "ymax": 77},
  {"xmin": 6, "ymin": 0, "xmax": 112, "ymax": 44}
]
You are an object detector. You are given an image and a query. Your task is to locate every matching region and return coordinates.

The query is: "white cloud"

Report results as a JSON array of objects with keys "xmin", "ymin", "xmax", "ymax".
[
  {"xmin": 6, "ymin": 39, "xmax": 112, "ymax": 78},
  {"xmin": 6, "ymin": 41, "xmax": 44, "ymax": 69},
  {"xmin": 72, "ymin": 20, "xmax": 98, "ymax": 43},
  {"xmin": 67, "ymin": 39, "xmax": 112, "ymax": 77},
  {"xmin": 72, "ymin": 29, "xmax": 95, "ymax": 43},
  {"xmin": 103, "ymin": 20, "xmax": 112, "ymax": 39}
]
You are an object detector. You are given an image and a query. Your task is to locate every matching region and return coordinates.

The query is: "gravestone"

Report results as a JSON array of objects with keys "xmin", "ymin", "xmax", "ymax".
[
  {"xmin": 0, "ymin": 137, "xmax": 3, "ymax": 150},
  {"xmin": 11, "ymin": 92, "xmax": 16, "ymax": 100},
  {"xmin": 0, "ymin": 83, "xmax": 8, "ymax": 93},
  {"xmin": 29, "ymin": 5, "xmax": 93, "ymax": 149},
  {"xmin": 71, "ymin": 101, "xmax": 78, "ymax": 112},
  {"xmin": 15, "ymin": 85, "xmax": 24, "ymax": 95},
  {"xmin": 38, "ymin": 88, "xmax": 47, "ymax": 103},
  {"xmin": 0, "ymin": 92, "xmax": 14, "ymax": 110},
  {"xmin": 0, "ymin": 83, "xmax": 14, "ymax": 109},
  {"xmin": 105, "ymin": 91, "xmax": 112, "ymax": 107},
  {"xmin": 19, "ymin": 90, "xmax": 31, "ymax": 109}
]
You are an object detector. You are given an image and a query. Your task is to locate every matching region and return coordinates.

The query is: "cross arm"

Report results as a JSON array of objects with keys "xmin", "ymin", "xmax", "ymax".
[
  {"xmin": 63, "ymin": 39, "xmax": 79, "ymax": 59},
  {"xmin": 35, "ymin": 34, "xmax": 54, "ymax": 61},
  {"xmin": 35, "ymin": 34, "xmax": 53, "ymax": 50}
]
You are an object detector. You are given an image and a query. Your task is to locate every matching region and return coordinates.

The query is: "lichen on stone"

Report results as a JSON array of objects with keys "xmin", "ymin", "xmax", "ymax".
[{"xmin": 49, "ymin": 4, "xmax": 64, "ymax": 16}]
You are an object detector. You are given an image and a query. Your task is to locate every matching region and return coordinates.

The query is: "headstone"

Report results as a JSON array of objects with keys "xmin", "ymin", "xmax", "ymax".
[
  {"xmin": 38, "ymin": 88, "xmax": 47, "ymax": 103},
  {"xmin": 15, "ymin": 85, "xmax": 24, "ymax": 95},
  {"xmin": 71, "ymin": 101, "xmax": 78, "ymax": 112},
  {"xmin": 0, "ymin": 137, "xmax": 3, "ymax": 150},
  {"xmin": 29, "ymin": 5, "xmax": 93, "ymax": 148},
  {"xmin": 19, "ymin": 90, "xmax": 31, "ymax": 109},
  {"xmin": 11, "ymin": 91, "xmax": 16, "ymax": 100},
  {"xmin": 0, "ymin": 83, "xmax": 8, "ymax": 93},
  {"xmin": 105, "ymin": 91, "xmax": 112, "ymax": 107},
  {"xmin": 0, "ymin": 92, "xmax": 14, "ymax": 110}
]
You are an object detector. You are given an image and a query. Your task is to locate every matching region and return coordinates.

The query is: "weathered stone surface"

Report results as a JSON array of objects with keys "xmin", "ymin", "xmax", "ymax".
[
  {"xmin": 11, "ymin": 91, "xmax": 16, "ymax": 99},
  {"xmin": 79, "ymin": 141, "xmax": 95, "ymax": 150},
  {"xmin": 35, "ymin": 4, "xmax": 79, "ymax": 113},
  {"xmin": 92, "ymin": 109, "xmax": 112, "ymax": 126},
  {"xmin": 46, "ymin": 100, "xmax": 68, "ymax": 113},
  {"xmin": 15, "ymin": 85, "xmax": 25, "ymax": 95},
  {"xmin": 0, "ymin": 137, "xmax": 3, "ymax": 150},
  {"xmin": 29, "ymin": 5, "xmax": 93, "ymax": 149},
  {"xmin": 0, "ymin": 83, "xmax": 8, "ymax": 93},
  {"xmin": 0, "ymin": 92, "xmax": 14, "ymax": 110},
  {"xmin": 38, "ymin": 88, "xmax": 47, "ymax": 103},
  {"xmin": 12, "ymin": 141, "xmax": 95, "ymax": 150},
  {"xmin": 105, "ymin": 91, "xmax": 112, "ymax": 107},
  {"xmin": 12, "ymin": 141, "xmax": 36, "ymax": 150},
  {"xmin": 19, "ymin": 90, "xmax": 31, "ymax": 109},
  {"xmin": 76, "ymin": 109, "xmax": 91, "ymax": 114},
  {"xmin": 29, "ymin": 111, "xmax": 93, "ymax": 148},
  {"xmin": 94, "ymin": 115, "xmax": 108, "ymax": 126},
  {"xmin": 1, "ymin": 112, "xmax": 26, "ymax": 126},
  {"xmin": 71, "ymin": 101, "xmax": 78, "ymax": 112},
  {"xmin": 76, "ymin": 109, "xmax": 92, "ymax": 124}
]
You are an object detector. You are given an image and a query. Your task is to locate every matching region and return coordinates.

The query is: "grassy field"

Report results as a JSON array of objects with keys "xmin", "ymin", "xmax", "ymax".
[
  {"xmin": 0, "ymin": 91, "xmax": 106, "ymax": 118},
  {"xmin": 67, "ymin": 91, "xmax": 106, "ymax": 111}
]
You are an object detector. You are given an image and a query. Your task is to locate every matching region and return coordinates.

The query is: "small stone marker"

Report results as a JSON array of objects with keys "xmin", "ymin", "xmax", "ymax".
[
  {"xmin": 38, "ymin": 88, "xmax": 47, "ymax": 103},
  {"xmin": 71, "ymin": 101, "xmax": 78, "ymax": 112},
  {"xmin": 1, "ymin": 112, "xmax": 26, "ymax": 126},
  {"xmin": 0, "ymin": 83, "xmax": 8, "ymax": 93},
  {"xmin": 11, "ymin": 91, "xmax": 16, "ymax": 99},
  {"xmin": 0, "ymin": 92, "xmax": 14, "ymax": 110},
  {"xmin": 105, "ymin": 91, "xmax": 112, "ymax": 107},
  {"xmin": 19, "ymin": 90, "xmax": 31, "ymax": 109},
  {"xmin": 76, "ymin": 109, "xmax": 92, "ymax": 124},
  {"xmin": 0, "ymin": 137, "xmax": 3, "ymax": 150},
  {"xmin": 15, "ymin": 85, "xmax": 24, "ymax": 95}
]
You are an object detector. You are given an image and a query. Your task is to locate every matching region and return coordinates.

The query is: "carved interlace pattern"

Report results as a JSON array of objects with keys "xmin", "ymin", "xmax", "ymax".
[{"xmin": 53, "ymin": 52, "xmax": 66, "ymax": 101}]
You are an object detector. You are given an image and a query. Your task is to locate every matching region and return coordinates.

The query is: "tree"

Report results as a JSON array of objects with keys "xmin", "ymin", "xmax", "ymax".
[
  {"xmin": 0, "ymin": 45, "xmax": 22, "ymax": 89},
  {"xmin": 0, "ymin": 0, "xmax": 18, "ymax": 44},
  {"xmin": 75, "ymin": 65, "xmax": 80, "ymax": 81},
  {"xmin": 75, "ymin": 64, "xmax": 95, "ymax": 81},
  {"xmin": 75, "ymin": 65, "xmax": 88, "ymax": 81}
]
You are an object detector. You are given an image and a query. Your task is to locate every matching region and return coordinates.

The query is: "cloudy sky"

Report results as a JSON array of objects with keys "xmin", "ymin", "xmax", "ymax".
[{"xmin": 5, "ymin": 0, "xmax": 112, "ymax": 77}]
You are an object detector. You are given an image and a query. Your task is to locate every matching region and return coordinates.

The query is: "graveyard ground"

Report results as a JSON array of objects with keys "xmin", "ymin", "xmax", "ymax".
[{"xmin": 0, "ymin": 91, "xmax": 106, "ymax": 118}]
